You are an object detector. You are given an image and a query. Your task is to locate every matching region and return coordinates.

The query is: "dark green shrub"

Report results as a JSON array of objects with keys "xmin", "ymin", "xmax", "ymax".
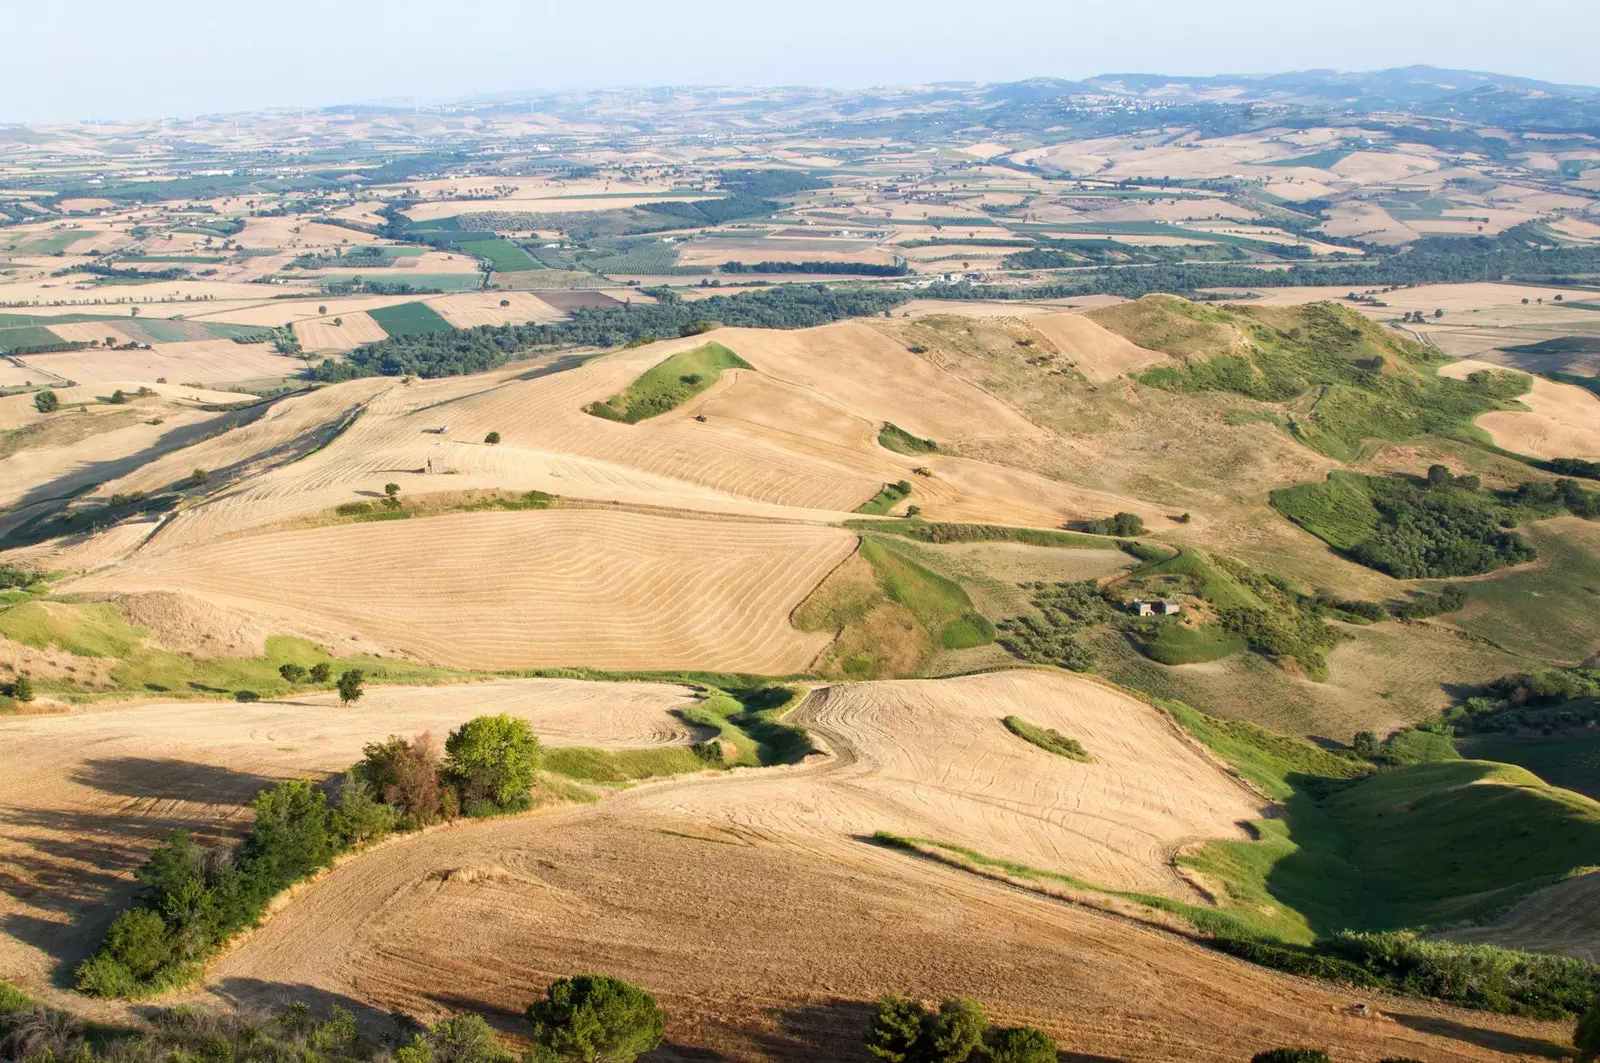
[
  {"xmin": 985, "ymin": 1026, "xmax": 1058, "ymax": 1063},
  {"xmin": 308, "ymin": 662, "xmax": 332, "ymax": 683},
  {"xmin": 525, "ymin": 974, "xmax": 664, "ymax": 1063},
  {"xmin": 337, "ymin": 669, "xmax": 364, "ymax": 705},
  {"xmin": 10, "ymin": 674, "xmax": 33, "ymax": 703},
  {"xmin": 279, "ymin": 663, "xmax": 307, "ymax": 684},
  {"xmin": 33, "ymin": 389, "xmax": 58, "ymax": 413},
  {"xmin": 866, "ymin": 995, "xmax": 927, "ymax": 1063},
  {"xmin": 1577, "ymin": 994, "xmax": 1600, "ymax": 1062},
  {"xmin": 1252, "ymin": 1051, "xmax": 1331, "ymax": 1063},
  {"xmin": 484, "ymin": 431, "xmax": 501, "ymax": 444},
  {"xmin": 235, "ymin": 690, "xmax": 260, "ymax": 703},
  {"xmin": 1085, "ymin": 512, "xmax": 1145, "ymax": 536}
]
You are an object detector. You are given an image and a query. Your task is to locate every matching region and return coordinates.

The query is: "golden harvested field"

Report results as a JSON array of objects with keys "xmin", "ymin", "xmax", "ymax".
[
  {"xmin": 0, "ymin": 678, "xmax": 699, "ymax": 990},
  {"xmin": 1440, "ymin": 871, "xmax": 1600, "ymax": 961},
  {"xmin": 20, "ymin": 340, "xmax": 305, "ymax": 386},
  {"xmin": 427, "ymin": 291, "xmax": 566, "ymax": 328},
  {"xmin": 1026, "ymin": 312, "xmax": 1169, "ymax": 382},
  {"xmin": 293, "ymin": 312, "xmax": 388, "ymax": 351},
  {"xmin": 93, "ymin": 379, "xmax": 389, "ymax": 499},
  {"xmin": 184, "ymin": 671, "xmax": 1565, "ymax": 1062},
  {"xmin": 1438, "ymin": 358, "xmax": 1600, "ymax": 459},
  {"xmin": 71, "ymin": 509, "xmax": 855, "ymax": 672}
]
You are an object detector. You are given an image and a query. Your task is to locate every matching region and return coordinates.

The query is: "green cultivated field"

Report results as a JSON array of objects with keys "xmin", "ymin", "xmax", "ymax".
[{"xmin": 367, "ymin": 301, "xmax": 455, "ymax": 337}]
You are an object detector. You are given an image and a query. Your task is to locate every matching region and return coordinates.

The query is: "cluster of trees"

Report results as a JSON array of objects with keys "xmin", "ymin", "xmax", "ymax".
[
  {"xmin": 32, "ymin": 389, "xmax": 58, "ymax": 413},
  {"xmin": 935, "ymin": 223, "xmax": 1600, "ymax": 301},
  {"xmin": 715, "ymin": 169, "xmax": 829, "ymax": 197},
  {"xmin": 639, "ymin": 194, "xmax": 777, "ymax": 225},
  {"xmin": 77, "ymin": 715, "xmax": 543, "ymax": 997},
  {"xmin": 867, "ymin": 994, "xmax": 1057, "ymax": 1063},
  {"xmin": 995, "ymin": 580, "xmax": 1113, "ymax": 672},
  {"xmin": 719, "ymin": 260, "xmax": 909, "ymax": 276},
  {"xmin": 1348, "ymin": 475, "xmax": 1538, "ymax": 579},
  {"xmin": 312, "ymin": 285, "xmax": 909, "ymax": 381},
  {"xmin": 6, "ymin": 975, "xmax": 666, "ymax": 1063},
  {"xmin": 1082, "ymin": 512, "xmax": 1145, "ymax": 536},
  {"xmin": 1441, "ymin": 665, "xmax": 1600, "ymax": 735},
  {"xmin": 275, "ymin": 661, "xmax": 363, "ymax": 703}
]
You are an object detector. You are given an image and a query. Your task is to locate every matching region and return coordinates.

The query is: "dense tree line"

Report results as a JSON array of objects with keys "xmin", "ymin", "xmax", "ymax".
[
  {"xmin": 932, "ymin": 229, "xmax": 1600, "ymax": 301},
  {"xmin": 639, "ymin": 194, "xmax": 778, "ymax": 225},
  {"xmin": 76, "ymin": 715, "xmax": 543, "ymax": 997},
  {"xmin": 720, "ymin": 260, "xmax": 908, "ymax": 276},
  {"xmin": 311, "ymin": 284, "xmax": 909, "ymax": 380},
  {"xmin": 715, "ymin": 168, "xmax": 830, "ymax": 197}
]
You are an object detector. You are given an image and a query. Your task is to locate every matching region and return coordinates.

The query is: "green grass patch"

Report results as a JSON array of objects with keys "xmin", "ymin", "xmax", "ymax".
[
  {"xmin": 319, "ymin": 273, "xmax": 481, "ymax": 293},
  {"xmin": 847, "ymin": 518, "xmax": 1133, "ymax": 552},
  {"xmin": 854, "ymin": 480, "xmax": 913, "ymax": 515},
  {"xmin": 1002, "ymin": 715, "xmax": 1090, "ymax": 761},
  {"xmin": 0, "ymin": 599, "xmax": 467, "ymax": 702},
  {"xmin": 878, "ymin": 422, "xmax": 938, "ymax": 455},
  {"xmin": 1457, "ymin": 732, "xmax": 1600, "ymax": 801},
  {"xmin": 859, "ymin": 536, "xmax": 991, "ymax": 653},
  {"xmin": 367, "ymin": 301, "xmax": 454, "ymax": 337},
  {"xmin": 584, "ymin": 341, "xmax": 751, "ymax": 423},
  {"xmin": 1264, "ymin": 148, "xmax": 1354, "ymax": 169},
  {"xmin": 1169, "ymin": 698, "xmax": 1600, "ymax": 942},
  {"xmin": 0, "ymin": 601, "xmax": 147, "ymax": 658},
  {"xmin": 543, "ymin": 744, "xmax": 720, "ymax": 782},
  {"xmin": 675, "ymin": 685, "xmax": 810, "ymax": 767},
  {"xmin": 1136, "ymin": 620, "xmax": 1247, "ymax": 665},
  {"xmin": 1440, "ymin": 520, "xmax": 1600, "ymax": 663}
]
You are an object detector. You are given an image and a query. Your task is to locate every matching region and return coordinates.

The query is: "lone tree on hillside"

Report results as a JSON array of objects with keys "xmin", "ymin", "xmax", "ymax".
[
  {"xmin": 318, "ymin": 305, "xmax": 327, "ymax": 315},
  {"xmin": 526, "ymin": 975, "xmax": 664, "ymax": 1063},
  {"xmin": 445, "ymin": 714, "xmax": 541, "ymax": 809},
  {"xmin": 383, "ymin": 482, "xmax": 401, "ymax": 509},
  {"xmin": 189, "ymin": 468, "xmax": 210, "ymax": 487},
  {"xmin": 337, "ymin": 669, "xmax": 364, "ymax": 706},
  {"xmin": 10, "ymin": 674, "xmax": 34, "ymax": 703},
  {"xmin": 33, "ymin": 389, "xmax": 58, "ymax": 414},
  {"xmin": 500, "ymin": 299, "xmax": 511, "ymax": 308},
  {"xmin": 484, "ymin": 431, "xmax": 501, "ymax": 445}
]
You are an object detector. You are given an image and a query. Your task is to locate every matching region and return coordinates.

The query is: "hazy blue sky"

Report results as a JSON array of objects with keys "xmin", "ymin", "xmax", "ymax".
[{"xmin": 7, "ymin": 0, "xmax": 1596, "ymax": 123}]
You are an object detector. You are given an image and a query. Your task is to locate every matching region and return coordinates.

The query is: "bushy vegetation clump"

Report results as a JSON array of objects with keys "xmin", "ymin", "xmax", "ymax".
[
  {"xmin": 1272, "ymin": 470, "xmax": 1558, "ymax": 578},
  {"xmin": 77, "ymin": 716, "xmax": 542, "ymax": 997},
  {"xmin": 1083, "ymin": 512, "xmax": 1145, "ymax": 537},
  {"xmin": 1002, "ymin": 715, "xmax": 1090, "ymax": 761},
  {"xmin": 866, "ymin": 994, "xmax": 1056, "ymax": 1063},
  {"xmin": 856, "ymin": 480, "xmax": 915, "ymax": 516},
  {"xmin": 996, "ymin": 580, "xmax": 1112, "ymax": 671},
  {"xmin": 878, "ymin": 422, "xmax": 938, "ymax": 455},
  {"xmin": 526, "ymin": 974, "xmax": 664, "ymax": 1063}
]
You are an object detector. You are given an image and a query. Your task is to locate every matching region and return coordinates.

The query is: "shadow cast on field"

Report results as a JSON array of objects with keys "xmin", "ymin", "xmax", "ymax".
[
  {"xmin": 203, "ymin": 977, "xmax": 413, "ymax": 1040},
  {"xmin": 72, "ymin": 757, "xmax": 283, "ymax": 806},
  {"xmin": 1388, "ymin": 1011, "xmax": 1572, "ymax": 1058}
]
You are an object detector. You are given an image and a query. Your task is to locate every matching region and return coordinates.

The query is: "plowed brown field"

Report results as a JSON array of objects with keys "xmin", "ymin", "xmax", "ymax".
[
  {"xmin": 185, "ymin": 671, "xmax": 1566, "ymax": 1062},
  {"xmin": 0, "ymin": 679, "xmax": 698, "ymax": 990}
]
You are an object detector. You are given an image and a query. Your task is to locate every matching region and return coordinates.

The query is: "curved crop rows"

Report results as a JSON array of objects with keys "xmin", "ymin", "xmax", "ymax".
[{"xmin": 74, "ymin": 509, "xmax": 854, "ymax": 671}]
